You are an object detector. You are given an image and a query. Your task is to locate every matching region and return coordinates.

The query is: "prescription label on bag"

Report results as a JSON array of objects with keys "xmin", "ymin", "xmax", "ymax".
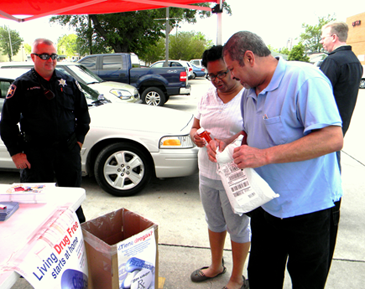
[
  {"xmin": 219, "ymin": 163, "xmax": 259, "ymax": 206},
  {"xmin": 217, "ymin": 161, "xmax": 279, "ymax": 215}
]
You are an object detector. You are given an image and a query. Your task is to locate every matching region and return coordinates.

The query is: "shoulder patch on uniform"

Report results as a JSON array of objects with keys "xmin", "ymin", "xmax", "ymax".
[
  {"xmin": 6, "ymin": 84, "xmax": 16, "ymax": 99},
  {"xmin": 75, "ymin": 80, "xmax": 82, "ymax": 91}
]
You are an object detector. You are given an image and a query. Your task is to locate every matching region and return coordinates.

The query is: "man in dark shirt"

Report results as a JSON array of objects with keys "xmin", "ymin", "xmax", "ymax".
[
  {"xmin": 320, "ymin": 21, "xmax": 363, "ymax": 137},
  {"xmin": 0, "ymin": 38, "xmax": 90, "ymax": 223},
  {"xmin": 320, "ymin": 21, "xmax": 363, "ymax": 272}
]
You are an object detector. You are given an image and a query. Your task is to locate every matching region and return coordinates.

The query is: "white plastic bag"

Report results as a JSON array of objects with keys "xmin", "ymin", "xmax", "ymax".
[{"xmin": 216, "ymin": 138, "xmax": 279, "ymax": 215}]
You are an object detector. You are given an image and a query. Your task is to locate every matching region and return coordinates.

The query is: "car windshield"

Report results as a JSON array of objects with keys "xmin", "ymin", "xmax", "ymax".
[{"xmin": 66, "ymin": 65, "xmax": 104, "ymax": 84}]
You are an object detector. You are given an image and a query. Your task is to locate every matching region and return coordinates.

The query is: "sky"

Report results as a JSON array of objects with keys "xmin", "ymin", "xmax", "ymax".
[{"xmin": 0, "ymin": 0, "xmax": 364, "ymax": 50}]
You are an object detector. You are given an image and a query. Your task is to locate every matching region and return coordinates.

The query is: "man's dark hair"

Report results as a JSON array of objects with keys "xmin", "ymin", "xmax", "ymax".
[
  {"xmin": 201, "ymin": 45, "xmax": 224, "ymax": 68},
  {"xmin": 223, "ymin": 31, "xmax": 271, "ymax": 66}
]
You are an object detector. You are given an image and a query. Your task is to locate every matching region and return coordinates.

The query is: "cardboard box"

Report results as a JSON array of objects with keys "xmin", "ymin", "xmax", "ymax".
[{"xmin": 82, "ymin": 208, "xmax": 158, "ymax": 289}]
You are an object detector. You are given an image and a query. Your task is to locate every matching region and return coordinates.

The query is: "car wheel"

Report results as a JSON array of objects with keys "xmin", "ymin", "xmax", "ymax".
[
  {"xmin": 94, "ymin": 143, "xmax": 152, "ymax": 196},
  {"xmin": 141, "ymin": 87, "xmax": 165, "ymax": 106},
  {"xmin": 360, "ymin": 79, "xmax": 365, "ymax": 89},
  {"xmin": 192, "ymin": 73, "xmax": 196, "ymax": 79}
]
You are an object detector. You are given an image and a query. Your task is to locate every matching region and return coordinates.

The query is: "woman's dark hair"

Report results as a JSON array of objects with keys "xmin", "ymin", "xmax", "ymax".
[{"xmin": 201, "ymin": 45, "xmax": 223, "ymax": 68}]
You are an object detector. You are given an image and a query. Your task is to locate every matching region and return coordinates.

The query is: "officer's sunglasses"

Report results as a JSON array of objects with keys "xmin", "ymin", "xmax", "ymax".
[{"xmin": 32, "ymin": 53, "xmax": 58, "ymax": 60}]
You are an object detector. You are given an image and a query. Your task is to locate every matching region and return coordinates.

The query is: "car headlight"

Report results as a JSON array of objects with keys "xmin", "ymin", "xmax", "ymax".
[
  {"xmin": 110, "ymin": 89, "xmax": 133, "ymax": 100},
  {"xmin": 160, "ymin": 135, "xmax": 195, "ymax": 148}
]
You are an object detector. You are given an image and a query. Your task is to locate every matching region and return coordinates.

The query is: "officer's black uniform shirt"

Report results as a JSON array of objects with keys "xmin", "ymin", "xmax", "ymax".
[
  {"xmin": 320, "ymin": 46, "xmax": 363, "ymax": 136},
  {"xmin": 0, "ymin": 68, "xmax": 90, "ymax": 156}
]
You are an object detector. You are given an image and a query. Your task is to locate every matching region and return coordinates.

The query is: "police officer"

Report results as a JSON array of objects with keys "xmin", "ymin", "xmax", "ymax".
[{"xmin": 0, "ymin": 38, "xmax": 90, "ymax": 223}]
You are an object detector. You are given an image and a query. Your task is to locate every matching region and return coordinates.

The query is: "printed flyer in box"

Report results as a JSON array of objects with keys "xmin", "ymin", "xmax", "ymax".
[
  {"xmin": 117, "ymin": 228, "xmax": 156, "ymax": 289},
  {"xmin": 15, "ymin": 208, "xmax": 88, "ymax": 289}
]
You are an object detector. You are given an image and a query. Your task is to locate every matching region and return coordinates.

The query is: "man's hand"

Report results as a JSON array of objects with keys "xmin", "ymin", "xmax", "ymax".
[
  {"xmin": 231, "ymin": 126, "xmax": 343, "ymax": 169},
  {"xmin": 12, "ymin": 152, "xmax": 31, "ymax": 169},
  {"xmin": 232, "ymin": 145, "xmax": 268, "ymax": 169}
]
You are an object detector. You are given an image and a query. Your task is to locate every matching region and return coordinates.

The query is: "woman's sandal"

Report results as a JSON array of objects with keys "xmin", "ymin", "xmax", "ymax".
[{"xmin": 190, "ymin": 259, "xmax": 226, "ymax": 283}]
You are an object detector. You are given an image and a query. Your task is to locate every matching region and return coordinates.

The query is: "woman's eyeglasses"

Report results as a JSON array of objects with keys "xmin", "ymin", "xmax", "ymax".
[
  {"xmin": 207, "ymin": 69, "xmax": 229, "ymax": 81},
  {"xmin": 32, "ymin": 53, "xmax": 58, "ymax": 60}
]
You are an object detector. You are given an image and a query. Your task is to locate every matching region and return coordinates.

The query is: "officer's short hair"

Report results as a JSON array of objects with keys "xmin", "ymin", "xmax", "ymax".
[{"xmin": 32, "ymin": 38, "xmax": 55, "ymax": 53}]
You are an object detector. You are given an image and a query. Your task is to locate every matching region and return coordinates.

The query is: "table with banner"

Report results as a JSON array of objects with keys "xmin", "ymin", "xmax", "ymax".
[{"xmin": 0, "ymin": 184, "xmax": 86, "ymax": 289}]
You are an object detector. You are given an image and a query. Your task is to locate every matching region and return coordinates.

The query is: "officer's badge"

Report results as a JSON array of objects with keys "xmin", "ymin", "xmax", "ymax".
[
  {"xmin": 6, "ymin": 84, "xmax": 16, "ymax": 99},
  {"xmin": 75, "ymin": 80, "xmax": 82, "ymax": 91},
  {"xmin": 58, "ymin": 78, "xmax": 67, "ymax": 87}
]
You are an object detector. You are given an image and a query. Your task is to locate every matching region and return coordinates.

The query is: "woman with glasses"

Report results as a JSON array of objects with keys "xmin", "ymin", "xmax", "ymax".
[{"xmin": 189, "ymin": 45, "xmax": 250, "ymax": 289}]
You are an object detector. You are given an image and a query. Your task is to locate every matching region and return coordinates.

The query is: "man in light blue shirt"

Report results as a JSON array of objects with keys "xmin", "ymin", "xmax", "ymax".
[{"xmin": 211, "ymin": 31, "xmax": 343, "ymax": 289}]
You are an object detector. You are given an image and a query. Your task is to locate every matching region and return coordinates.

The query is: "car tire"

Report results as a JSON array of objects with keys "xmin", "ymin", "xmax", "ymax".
[
  {"xmin": 360, "ymin": 79, "xmax": 365, "ymax": 89},
  {"xmin": 94, "ymin": 143, "xmax": 152, "ymax": 196},
  {"xmin": 141, "ymin": 87, "xmax": 165, "ymax": 106},
  {"xmin": 192, "ymin": 73, "xmax": 196, "ymax": 79}
]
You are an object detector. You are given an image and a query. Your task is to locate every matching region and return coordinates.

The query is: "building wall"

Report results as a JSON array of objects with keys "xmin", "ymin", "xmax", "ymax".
[{"xmin": 347, "ymin": 12, "xmax": 365, "ymax": 64}]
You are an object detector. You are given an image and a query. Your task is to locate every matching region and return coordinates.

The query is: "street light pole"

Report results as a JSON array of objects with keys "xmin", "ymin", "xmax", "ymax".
[
  {"xmin": 7, "ymin": 25, "xmax": 13, "ymax": 61},
  {"xmin": 165, "ymin": 7, "xmax": 169, "ymax": 67}
]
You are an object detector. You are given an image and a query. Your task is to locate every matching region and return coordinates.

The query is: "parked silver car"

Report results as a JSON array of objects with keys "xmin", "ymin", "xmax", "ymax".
[
  {"xmin": 150, "ymin": 60, "xmax": 194, "ymax": 79},
  {"xmin": 0, "ymin": 62, "xmax": 142, "ymax": 104},
  {"xmin": 0, "ymin": 69, "xmax": 198, "ymax": 196}
]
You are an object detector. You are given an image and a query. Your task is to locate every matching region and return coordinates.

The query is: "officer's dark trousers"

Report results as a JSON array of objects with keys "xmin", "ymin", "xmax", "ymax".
[
  {"xmin": 248, "ymin": 207, "xmax": 331, "ymax": 289},
  {"xmin": 20, "ymin": 143, "xmax": 86, "ymax": 223}
]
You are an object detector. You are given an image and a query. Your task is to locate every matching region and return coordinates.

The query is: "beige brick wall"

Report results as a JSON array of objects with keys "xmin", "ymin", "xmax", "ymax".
[{"xmin": 347, "ymin": 12, "xmax": 365, "ymax": 64}]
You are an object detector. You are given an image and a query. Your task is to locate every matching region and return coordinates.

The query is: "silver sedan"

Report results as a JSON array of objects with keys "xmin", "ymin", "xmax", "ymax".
[{"xmin": 0, "ymin": 69, "xmax": 198, "ymax": 196}]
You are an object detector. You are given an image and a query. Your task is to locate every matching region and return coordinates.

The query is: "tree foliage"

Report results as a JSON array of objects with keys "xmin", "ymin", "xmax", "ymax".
[
  {"xmin": 23, "ymin": 43, "xmax": 31, "ymax": 55},
  {"xmin": 287, "ymin": 43, "xmax": 310, "ymax": 62},
  {"xmin": 57, "ymin": 34, "xmax": 78, "ymax": 56},
  {"xmin": 170, "ymin": 31, "xmax": 211, "ymax": 60},
  {"xmin": 0, "ymin": 26, "xmax": 23, "ymax": 61},
  {"xmin": 279, "ymin": 47, "xmax": 290, "ymax": 55},
  {"xmin": 138, "ymin": 38, "xmax": 166, "ymax": 65},
  {"xmin": 50, "ymin": 3, "xmax": 231, "ymax": 56},
  {"xmin": 138, "ymin": 31, "xmax": 212, "ymax": 65},
  {"xmin": 299, "ymin": 14, "xmax": 336, "ymax": 53}
]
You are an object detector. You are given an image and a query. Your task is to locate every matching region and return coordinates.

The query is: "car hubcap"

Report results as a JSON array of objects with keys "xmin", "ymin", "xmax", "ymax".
[
  {"xmin": 103, "ymin": 150, "xmax": 145, "ymax": 190},
  {"xmin": 145, "ymin": 91, "xmax": 160, "ymax": 106}
]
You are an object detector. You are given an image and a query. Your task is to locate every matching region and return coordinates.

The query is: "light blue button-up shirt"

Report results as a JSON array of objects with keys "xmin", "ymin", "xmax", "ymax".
[{"xmin": 241, "ymin": 58, "xmax": 342, "ymax": 218}]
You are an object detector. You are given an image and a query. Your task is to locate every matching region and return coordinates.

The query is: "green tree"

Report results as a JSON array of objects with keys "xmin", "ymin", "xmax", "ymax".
[
  {"xmin": 0, "ymin": 26, "xmax": 23, "ymax": 61},
  {"xmin": 57, "ymin": 34, "xmax": 78, "ymax": 57},
  {"xmin": 287, "ymin": 43, "xmax": 310, "ymax": 62},
  {"xmin": 138, "ymin": 37, "xmax": 166, "ymax": 65},
  {"xmin": 279, "ymin": 47, "xmax": 290, "ymax": 55},
  {"xmin": 50, "ymin": 3, "xmax": 231, "ymax": 56},
  {"xmin": 267, "ymin": 45, "xmax": 279, "ymax": 53},
  {"xmin": 299, "ymin": 14, "xmax": 336, "ymax": 53},
  {"xmin": 169, "ymin": 31, "xmax": 210, "ymax": 60},
  {"xmin": 138, "ymin": 31, "xmax": 212, "ymax": 64},
  {"xmin": 23, "ymin": 43, "xmax": 31, "ymax": 55}
]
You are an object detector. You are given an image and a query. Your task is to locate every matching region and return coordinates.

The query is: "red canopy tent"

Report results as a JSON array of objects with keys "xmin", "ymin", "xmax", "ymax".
[{"xmin": 0, "ymin": 0, "xmax": 220, "ymax": 22}]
